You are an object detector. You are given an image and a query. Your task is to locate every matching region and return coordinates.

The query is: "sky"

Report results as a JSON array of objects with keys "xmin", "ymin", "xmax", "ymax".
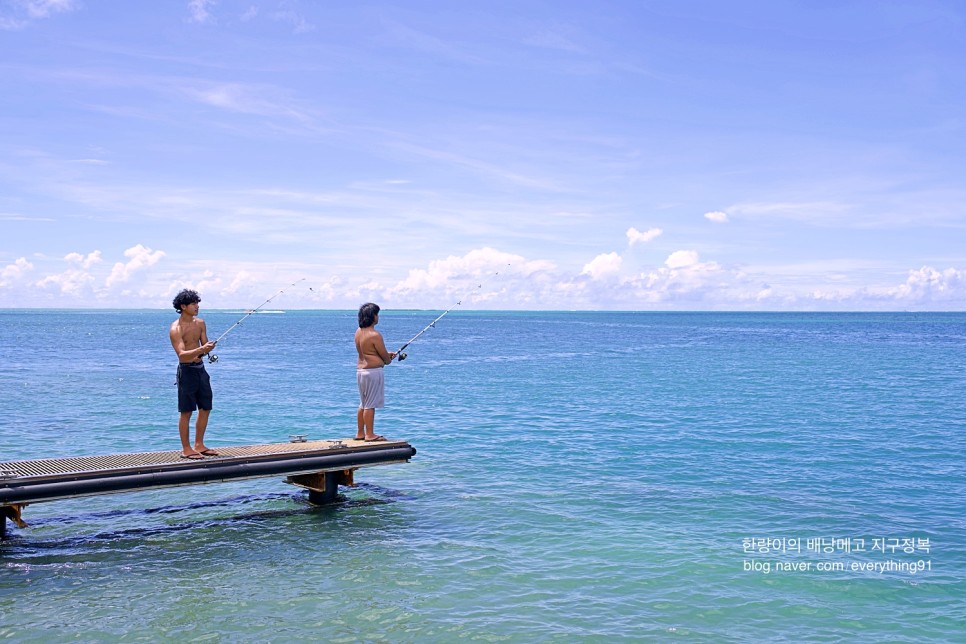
[{"xmin": 1, "ymin": 0, "xmax": 965, "ymax": 311}]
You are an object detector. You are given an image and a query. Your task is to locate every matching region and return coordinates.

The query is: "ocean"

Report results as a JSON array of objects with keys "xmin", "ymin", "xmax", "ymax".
[{"xmin": 1, "ymin": 310, "xmax": 964, "ymax": 642}]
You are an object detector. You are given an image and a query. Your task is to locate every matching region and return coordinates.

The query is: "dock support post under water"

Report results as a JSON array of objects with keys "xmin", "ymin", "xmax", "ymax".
[
  {"xmin": 287, "ymin": 470, "xmax": 344, "ymax": 505},
  {"xmin": 1, "ymin": 504, "xmax": 29, "ymax": 539},
  {"xmin": 309, "ymin": 471, "xmax": 339, "ymax": 505}
]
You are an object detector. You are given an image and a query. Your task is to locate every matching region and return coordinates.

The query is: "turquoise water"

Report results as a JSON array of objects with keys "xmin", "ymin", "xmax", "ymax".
[{"xmin": 1, "ymin": 310, "xmax": 964, "ymax": 641}]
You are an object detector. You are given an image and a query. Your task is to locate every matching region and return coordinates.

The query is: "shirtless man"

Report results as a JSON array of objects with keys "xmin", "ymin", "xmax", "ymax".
[
  {"xmin": 169, "ymin": 289, "xmax": 218, "ymax": 459},
  {"xmin": 354, "ymin": 302, "xmax": 396, "ymax": 442}
]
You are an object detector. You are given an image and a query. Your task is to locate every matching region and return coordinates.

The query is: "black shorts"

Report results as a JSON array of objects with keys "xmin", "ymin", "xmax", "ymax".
[{"xmin": 177, "ymin": 362, "xmax": 213, "ymax": 413}]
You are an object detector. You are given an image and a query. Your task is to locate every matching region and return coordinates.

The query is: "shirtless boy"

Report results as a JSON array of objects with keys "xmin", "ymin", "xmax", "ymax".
[
  {"xmin": 355, "ymin": 302, "xmax": 396, "ymax": 442},
  {"xmin": 169, "ymin": 289, "xmax": 218, "ymax": 459}
]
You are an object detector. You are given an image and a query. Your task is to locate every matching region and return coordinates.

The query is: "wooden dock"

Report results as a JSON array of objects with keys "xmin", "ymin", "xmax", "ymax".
[{"xmin": 0, "ymin": 438, "xmax": 416, "ymax": 538}]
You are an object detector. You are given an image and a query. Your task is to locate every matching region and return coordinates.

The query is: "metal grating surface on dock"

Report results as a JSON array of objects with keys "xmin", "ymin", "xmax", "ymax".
[{"xmin": 0, "ymin": 439, "xmax": 402, "ymax": 482}]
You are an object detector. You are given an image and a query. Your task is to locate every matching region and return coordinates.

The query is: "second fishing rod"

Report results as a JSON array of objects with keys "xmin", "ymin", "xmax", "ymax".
[
  {"xmin": 206, "ymin": 278, "xmax": 305, "ymax": 363},
  {"xmin": 390, "ymin": 265, "xmax": 508, "ymax": 363}
]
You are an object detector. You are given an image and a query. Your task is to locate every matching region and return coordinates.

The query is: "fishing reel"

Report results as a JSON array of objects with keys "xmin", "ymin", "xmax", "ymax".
[
  {"xmin": 207, "ymin": 352, "xmax": 219, "ymax": 364},
  {"xmin": 397, "ymin": 352, "xmax": 407, "ymax": 361}
]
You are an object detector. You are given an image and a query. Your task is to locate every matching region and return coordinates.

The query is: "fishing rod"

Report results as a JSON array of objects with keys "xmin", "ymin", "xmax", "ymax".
[
  {"xmin": 393, "ymin": 306, "xmax": 460, "ymax": 362},
  {"xmin": 393, "ymin": 265, "xmax": 509, "ymax": 362},
  {"xmin": 207, "ymin": 278, "xmax": 305, "ymax": 363}
]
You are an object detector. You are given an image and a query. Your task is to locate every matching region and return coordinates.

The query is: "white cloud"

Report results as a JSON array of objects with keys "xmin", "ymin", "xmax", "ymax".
[
  {"xmin": 223, "ymin": 271, "xmax": 255, "ymax": 295},
  {"xmin": 581, "ymin": 252, "xmax": 622, "ymax": 279},
  {"xmin": 306, "ymin": 277, "xmax": 341, "ymax": 303},
  {"xmin": 105, "ymin": 244, "xmax": 166, "ymax": 287},
  {"xmin": 4, "ymin": 242, "xmax": 965, "ymax": 311},
  {"xmin": 889, "ymin": 266, "xmax": 966, "ymax": 304},
  {"xmin": 21, "ymin": 0, "xmax": 74, "ymax": 18},
  {"xmin": 623, "ymin": 251, "xmax": 728, "ymax": 305},
  {"xmin": 187, "ymin": 0, "xmax": 215, "ymax": 24},
  {"xmin": 37, "ymin": 268, "xmax": 95, "ymax": 296},
  {"xmin": 1, "ymin": 0, "xmax": 76, "ymax": 29},
  {"xmin": 65, "ymin": 250, "xmax": 102, "ymax": 269},
  {"xmin": 191, "ymin": 270, "xmax": 223, "ymax": 295},
  {"xmin": 0, "ymin": 257, "xmax": 34, "ymax": 286},
  {"xmin": 799, "ymin": 266, "xmax": 966, "ymax": 310},
  {"xmin": 391, "ymin": 247, "xmax": 551, "ymax": 296},
  {"xmin": 704, "ymin": 210, "xmax": 729, "ymax": 223},
  {"xmin": 665, "ymin": 250, "xmax": 700, "ymax": 269},
  {"xmin": 626, "ymin": 226, "xmax": 662, "ymax": 246}
]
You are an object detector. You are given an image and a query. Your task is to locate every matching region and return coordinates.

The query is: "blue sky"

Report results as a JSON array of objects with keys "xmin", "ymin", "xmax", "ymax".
[{"xmin": 1, "ymin": 0, "xmax": 964, "ymax": 310}]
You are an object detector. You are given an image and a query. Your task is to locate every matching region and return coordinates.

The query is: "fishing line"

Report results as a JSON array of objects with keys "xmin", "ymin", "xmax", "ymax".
[
  {"xmin": 207, "ymin": 278, "xmax": 305, "ymax": 363},
  {"xmin": 392, "ymin": 265, "xmax": 509, "ymax": 362}
]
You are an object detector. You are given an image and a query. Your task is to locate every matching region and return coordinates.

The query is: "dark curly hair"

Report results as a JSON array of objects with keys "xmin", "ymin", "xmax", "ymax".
[
  {"xmin": 172, "ymin": 289, "xmax": 201, "ymax": 312},
  {"xmin": 358, "ymin": 302, "xmax": 380, "ymax": 328}
]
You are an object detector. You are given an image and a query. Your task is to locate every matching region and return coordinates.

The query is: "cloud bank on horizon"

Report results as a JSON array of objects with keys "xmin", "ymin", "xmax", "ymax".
[{"xmin": 1, "ymin": 0, "xmax": 964, "ymax": 311}]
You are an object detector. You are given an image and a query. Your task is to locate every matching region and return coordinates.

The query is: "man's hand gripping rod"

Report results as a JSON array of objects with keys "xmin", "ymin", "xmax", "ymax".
[{"xmin": 207, "ymin": 278, "xmax": 305, "ymax": 363}]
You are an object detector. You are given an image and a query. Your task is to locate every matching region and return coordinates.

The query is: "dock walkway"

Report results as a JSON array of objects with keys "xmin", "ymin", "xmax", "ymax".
[{"xmin": 0, "ymin": 438, "xmax": 416, "ymax": 537}]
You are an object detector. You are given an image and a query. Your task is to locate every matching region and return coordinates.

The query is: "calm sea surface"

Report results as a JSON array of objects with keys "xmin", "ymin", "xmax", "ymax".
[{"xmin": 1, "ymin": 310, "xmax": 964, "ymax": 642}]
